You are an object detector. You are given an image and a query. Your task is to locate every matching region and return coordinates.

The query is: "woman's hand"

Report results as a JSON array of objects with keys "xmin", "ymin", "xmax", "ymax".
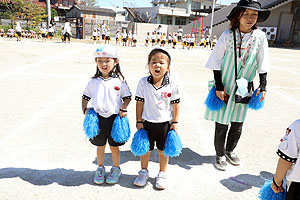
[
  {"xmin": 216, "ymin": 90, "xmax": 225, "ymax": 101},
  {"xmin": 136, "ymin": 122, "xmax": 144, "ymax": 130},
  {"xmin": 256, "ymin": 88, "xmax": 266, "ymax": 102}
]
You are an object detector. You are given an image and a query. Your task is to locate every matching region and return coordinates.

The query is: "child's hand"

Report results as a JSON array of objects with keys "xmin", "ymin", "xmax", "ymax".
[
  {"xmin": 119, "ymin": 111, "xmax": 127, "ymax": 118},
  {"xmin": 170, "ymin": 123, "xmax": 178, "ymax": 133},
  {"xmin": 136, "ymin": 122, "xmax": 144, "ymax": 130},
  {"xmin": 271, "ymin": 178, "xmax": 283, "ymax": 193},
  {"xmin": 256, "ymin": 88, "xmax": 266, "ymax": 102},
  {"xmin": 84, "ymin": 108, "xmax": 90, "ymax": 115}
]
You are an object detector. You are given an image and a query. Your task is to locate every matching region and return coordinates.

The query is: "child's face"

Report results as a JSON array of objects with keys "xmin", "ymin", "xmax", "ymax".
[
  {"xmin": 96, "ymin": 57, "xmax": 118, "ymax": 78},
  {"xmin": 239, "ymin": 8, "xmax": 258, "ymax": 31},
  {"xmin": 148, "ymin": 52, "xmax": 170, "ymax": 80}
]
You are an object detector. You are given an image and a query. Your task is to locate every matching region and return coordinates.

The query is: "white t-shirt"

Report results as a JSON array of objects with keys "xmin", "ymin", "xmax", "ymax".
[
  {"xmin": 177, "ymin": 28, "xmax": 183, "ymax": 37},
  {"xmin": 83, "ymin": 77, "xmax": 132, "ymax": 118},
  {"xmin": 122, "ymin": 33, "xmax": 127, "ymax": 38},
  {"xmin": 205, "ymin": 29, "xmax": 270, "ymax": 73},
  {"xmin": 277, "ymin": 119, "xmax": 300, "ymax": 182},
  {"xmin": 48, "ymin": 27, "xmax": 54, "ymax": 33},
  {"xmin": 135, "ymin": 75, "xmax": 180, "ymax": 123},
  {"xmin": 92, "ymin": 31, "xmax": 97, "ymax": 37},
  {"xmin": 128, "ymin": 33, "xmax": 132, "ymax": 39},
  {"xmin": 190, "ymin": 37, "xmax": 195, "ymax": 42},
  {"xmin": 16, "ymin": 26, "xmax": 21, "ymax": 32},
  {"xmin": 105, "ymin": 31, "xmax": 110, "ymax": 36}
]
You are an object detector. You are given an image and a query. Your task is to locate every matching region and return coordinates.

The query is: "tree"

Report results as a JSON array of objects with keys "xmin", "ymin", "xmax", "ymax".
[
  {"xmin": 22, "ymin": 0, "xmax": 48, "ymax": 29},
  {"xmin": 1, "ymin": 0, "xmax": 47, "ymax": 29},
  {"xmin": 1, "ymin": 0, "xmax": 25, "ymax": 27}
]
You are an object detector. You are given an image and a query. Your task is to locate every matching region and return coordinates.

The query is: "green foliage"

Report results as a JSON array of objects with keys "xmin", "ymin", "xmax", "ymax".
[
  {"xmin": 1, "ymin": 0, "xmax": 48, "ymax": 29},
  {"xmin": 0, "ymin": 25, "xmax": 10, "ymax": 32},
  {"xmin": 51, "ymin": 8, "xmax": 58, "ymax": 18}
]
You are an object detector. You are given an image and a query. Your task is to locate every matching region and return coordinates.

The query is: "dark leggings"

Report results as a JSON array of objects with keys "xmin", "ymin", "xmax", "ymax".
[
  {"xmin": 64, "ymin": 32, "xmax": 70, "ymax": 42},
  {"xmin": 214, "ymin": 122, "xmax": 243, "ymax": 156}
]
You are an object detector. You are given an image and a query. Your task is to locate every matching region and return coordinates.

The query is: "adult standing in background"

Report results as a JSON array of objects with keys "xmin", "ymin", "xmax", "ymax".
[
  {"xmin": 204, "ymin": 0, "xmax": 270, "ymax": 171},
  {"xmin": 76, "ymin": 19, "xmax": 82, "ymax": 39},
  {"xmin": 177, "ymin": 26, "xmax": 183, "ymax": 42},
  {"xmin": 63, "ymin": 20, "xmax": 72, "ymax": 43}
]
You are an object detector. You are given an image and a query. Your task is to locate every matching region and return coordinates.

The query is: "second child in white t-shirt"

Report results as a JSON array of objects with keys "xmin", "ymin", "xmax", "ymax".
[{"xmin": 134, "ymin": 48, "xmax": 180, "ymax": 190}]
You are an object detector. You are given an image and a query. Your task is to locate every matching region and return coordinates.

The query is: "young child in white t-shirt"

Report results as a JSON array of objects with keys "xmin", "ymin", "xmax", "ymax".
[
  {"xmin": 271, "ymin": 119, "xmax": 300, "ymax": 199},
  {"xmin": 121, "ymin": 29, "xmax": 127, "ymax": 47},
  {"xmin": 82, "ymin": 44, "xmax": 132, "ymax": 185},
  {"xmin": 134, "ymin": 48, "xmax": 180, "ymax": 190}
]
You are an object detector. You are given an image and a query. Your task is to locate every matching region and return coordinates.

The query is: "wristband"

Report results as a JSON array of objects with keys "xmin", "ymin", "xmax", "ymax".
[
  {"xmin": 136, "ymin": 121, "xmax": 143, "ymax": 124},
  {"xmin": 83, "ymin": 108, "xmax": 88, "ymax": 115},
  {"xmin": 120, "ymin": 109, "xmax": 127, "ymax": 112},
  {"xmin": 273, "ymin": 178, "xmax": 282, "ymax": 189},
  {"xmin": 171, "ymin": 121, "xmax": 178, "ymax": 124}
]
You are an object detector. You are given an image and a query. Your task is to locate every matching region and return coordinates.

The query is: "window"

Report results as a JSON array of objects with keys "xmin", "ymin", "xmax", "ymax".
[
  {"xmin": 161, "ymin": 16, "xmax": 172, "ymax": 24},
  {"xmin": 192, "ymin": 1, "xmax": 201, "ymax": 10},
  {"xmin": 175, "ymin": 17, "xmax": 186, "ymax": 25}
]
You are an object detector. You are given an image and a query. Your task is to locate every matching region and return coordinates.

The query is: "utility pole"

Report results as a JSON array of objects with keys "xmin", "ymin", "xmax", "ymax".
[
  {"xmin": 209, "ymin": 0, "xmax": 215, "ymax": 37},
  {"xmin": 46, "ymin": 0, "xmax": 51, "ymax": 27}
]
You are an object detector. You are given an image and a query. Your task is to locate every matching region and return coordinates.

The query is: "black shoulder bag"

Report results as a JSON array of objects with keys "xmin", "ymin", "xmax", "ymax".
[{"xmin": 233, "ymin": 30, "xmax": 254, "ymax": 104}]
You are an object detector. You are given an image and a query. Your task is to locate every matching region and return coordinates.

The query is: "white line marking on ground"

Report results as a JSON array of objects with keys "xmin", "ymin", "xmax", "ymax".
[
  {"xmin": 0, "ymin": 45, "xmax": 91, "ymax": 78},
  {"xmin": 269, "ymin": 88, "xmax": 300, "ymax": 106},
  {"xmin": 271, "ymin": 65, "xmax": 300, "ymax": 75},
  {"xmin": 0, "ymin": 83, "xmax": 82, "ymax": 147}
]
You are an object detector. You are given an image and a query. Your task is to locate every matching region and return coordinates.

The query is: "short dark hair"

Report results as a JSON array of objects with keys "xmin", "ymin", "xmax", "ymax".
[
  {"xmin": 229, "ymin": 8, "xmax": 257, "ymax": 31},
  {"xmin": 148, "ymin": 49, "xmax": 171, "ymax": 66}
]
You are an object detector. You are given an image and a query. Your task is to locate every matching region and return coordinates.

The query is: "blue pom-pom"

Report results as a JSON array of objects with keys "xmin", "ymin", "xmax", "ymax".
[
  {"xmin": 131, "ymin": 129, "xmax": 150, "ymax": 156},
  {"xmin": 83, "ymin": 108, "xmax": 100, "ymax": 139},
  {"xmin": 111, "ymin": 114, "xmax": 131, "ymax": 143},
  {"xmin": 204, "ymin": 87, "xmax": 225, "ymax": 111},
  {"xmin": 258, "ymin": 181, "xmax": 286, "ymax": 200},
  {"xmin": 163, "ymin": 130, "xmax": 183, "ymax": 157},
  {"xmin": 249, "ymin": 88, "xmax": 265, "ymax": 110}
]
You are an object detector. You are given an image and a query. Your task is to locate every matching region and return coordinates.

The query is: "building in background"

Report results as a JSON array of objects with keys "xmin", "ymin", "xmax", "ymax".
[{"xmin": 206, "ymin": 0, "xmax": 300, "ymax": 46}]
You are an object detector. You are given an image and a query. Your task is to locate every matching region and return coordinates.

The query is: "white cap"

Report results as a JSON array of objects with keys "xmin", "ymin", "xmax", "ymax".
[{"xmin": 94, "ymin": 44, "xmax": 118, "ymax": 59}]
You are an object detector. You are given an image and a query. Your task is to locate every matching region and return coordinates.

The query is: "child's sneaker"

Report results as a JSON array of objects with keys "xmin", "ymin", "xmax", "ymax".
[
  {"xmin": 155, "ymin": 171, "xmax": 167, "ymax": 190},
  {"xmin": 215, "ymin": 156, "xmax": 227, "ymax": 171},
  {"xmin": 94, "ymin": 166, "xmax": 105, "ymax": 184},
  {"xmin": 134, "ymin": 169, "xmax": 149, "ymax": 187},
  {"xmin": 106, "ymin": 166, "xmax": 122, "ymax": 184}
]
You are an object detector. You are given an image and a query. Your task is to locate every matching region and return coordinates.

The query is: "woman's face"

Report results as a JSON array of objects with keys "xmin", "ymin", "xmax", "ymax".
[{"xmin": 239, "ymin": 8, "xmax": 258, "ymax": 31}]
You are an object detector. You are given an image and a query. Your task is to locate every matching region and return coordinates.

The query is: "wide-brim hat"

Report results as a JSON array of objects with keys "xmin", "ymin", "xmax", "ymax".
[{"xmin": 227, "ymin": 0, "xmax": 270, "ymax": 22}]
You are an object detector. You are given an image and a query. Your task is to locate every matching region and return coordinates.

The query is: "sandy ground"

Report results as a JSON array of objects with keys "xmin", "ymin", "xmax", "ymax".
[{"xmin": 0, "ymin": 37, "xmax": 300, "ymax": 200}]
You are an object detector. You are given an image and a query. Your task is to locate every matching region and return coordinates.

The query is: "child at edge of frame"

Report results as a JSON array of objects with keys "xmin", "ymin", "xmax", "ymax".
[
  {"xmin": 271, "ymin": 119, "xmax": 300, "ymax": 200},
  {"xmin": 134, "ymin": 47, "xmax": 181, "ymax": 190},
  {"xmin": 81, "ymin": 44, "xmax": 132, "ymax": 185}
]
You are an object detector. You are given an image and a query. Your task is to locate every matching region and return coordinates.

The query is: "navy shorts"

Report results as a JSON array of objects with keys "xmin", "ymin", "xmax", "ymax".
[
  {"xmin": 143, "ymin": 120, "xmax": 170, "ymax": 151},
  {"xmin": 286, "ymin": 181, "xmax": 300, "ymax": 200},
  {"xmin": 90, "ymin": 114, "xmax": 125, "ymax": 147}
]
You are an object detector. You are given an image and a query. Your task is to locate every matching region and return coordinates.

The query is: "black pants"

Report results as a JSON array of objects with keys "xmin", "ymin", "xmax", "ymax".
[
  {"xmin": 286, "ymin": 182, "xmax": 300, "ymax": 200},
  {"xmin": 214, "ymin": 122, "xmax": 243, "ymax": 156}
]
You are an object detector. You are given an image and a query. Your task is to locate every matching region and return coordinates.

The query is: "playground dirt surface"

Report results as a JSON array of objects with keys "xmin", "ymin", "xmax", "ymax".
[{"xmin": 0, "ymin": 37, "xmax": 300, "ymax": 200}]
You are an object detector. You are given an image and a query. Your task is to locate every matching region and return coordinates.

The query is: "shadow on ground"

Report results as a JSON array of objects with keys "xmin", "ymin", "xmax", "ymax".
[
  {"xmin": 0, "ymin": 148, "xmax": 214, "ymax": 187},
  {"xmin": 93, "ymin": 147, "xmax": 215, "ymax": 170},
  {"xmin": 220, "ymin": 171, "xmax": 274, "ymax": 192}
]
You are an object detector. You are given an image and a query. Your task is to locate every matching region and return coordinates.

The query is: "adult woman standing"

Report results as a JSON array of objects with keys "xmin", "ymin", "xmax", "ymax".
[{"xmin": 204, "ymin": 0, "xmax": 270, "ymax": 171}]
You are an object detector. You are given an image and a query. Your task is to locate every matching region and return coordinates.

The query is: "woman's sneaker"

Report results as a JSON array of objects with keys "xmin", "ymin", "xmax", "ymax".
[
  {"xmin": 106, "ymin": 166, "xmax": 122, "ymax": 184},
  {"xmin": 155, "ymin": 171, "xmax": 167, "ymax": 190},
  {"xmin": 134, "ymin": 169, "xmax": 149, "ymax": 187},
  {"xmin": 215, "ymin": 156, "xmax": 227, "ymax": 171},
  {"xmin": 94, "ymin": 166, "xmax": 105, "ymax": 184},
  {"xmin": 225, "ymin": 151, "xmax": 240, "ymax": 166}
]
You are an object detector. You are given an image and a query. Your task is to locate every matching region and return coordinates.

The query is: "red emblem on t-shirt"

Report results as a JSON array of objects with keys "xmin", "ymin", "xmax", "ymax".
[
  {"xmin": 286, "ymin": 128, "xmax": 291, "ymax": 136},
  {"xmin": 114, "ymin": 86, "xmax": 120, "ymax": 91},
  {"xmin": 167, "ymin": 93, "xmax": 172, "ymax": 97}
]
